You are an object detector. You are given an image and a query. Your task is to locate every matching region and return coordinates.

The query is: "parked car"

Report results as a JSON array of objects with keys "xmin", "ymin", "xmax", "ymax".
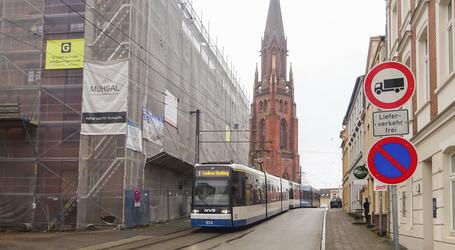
[{"xmin": 330, "ymin": 198, "xmax": 342, "ymax": 208}]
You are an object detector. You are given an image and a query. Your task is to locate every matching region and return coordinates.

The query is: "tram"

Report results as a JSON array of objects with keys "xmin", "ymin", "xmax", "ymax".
[{"xmin": 191, "ymin": 163, "xmax": 320, "ymax": 228}]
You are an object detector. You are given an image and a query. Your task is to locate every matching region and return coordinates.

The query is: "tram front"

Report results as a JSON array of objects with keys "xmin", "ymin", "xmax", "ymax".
[{"xmin": 191, "ymin": 164, "xmax": 232, "ymax": 227}]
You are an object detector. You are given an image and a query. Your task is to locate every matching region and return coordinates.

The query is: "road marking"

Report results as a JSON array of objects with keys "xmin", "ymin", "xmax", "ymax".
[{"xmin": 321, "ymin": 208, "xmax": 327, "ymax": 250}]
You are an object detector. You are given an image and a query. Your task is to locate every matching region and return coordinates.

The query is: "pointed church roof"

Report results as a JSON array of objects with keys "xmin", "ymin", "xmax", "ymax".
[{"xmin": 265, "ymin": 0, "xmax": 285, "ymax": 38}]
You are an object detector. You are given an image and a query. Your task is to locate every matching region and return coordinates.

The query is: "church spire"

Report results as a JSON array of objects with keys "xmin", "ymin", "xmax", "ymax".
[
  {"xmin": 264, "ymin": 0, "xmax": 285, "ymax": 39},
  {"xmin": 289, "ymin": 63, "xmax": 293, "ymax": 82},
  {"xmin": 254, "ymin": 63, "xmax": 259, "ymax": 83}
]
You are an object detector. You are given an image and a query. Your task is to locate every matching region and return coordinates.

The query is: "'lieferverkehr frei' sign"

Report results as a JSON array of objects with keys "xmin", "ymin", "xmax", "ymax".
[
  {"xmin": 45, "ymin": 39, "xmax": 85, "ymax": 70},
  {"xmin": 373, "ymin": 109, "xmax": 409, "ymax": 137}
]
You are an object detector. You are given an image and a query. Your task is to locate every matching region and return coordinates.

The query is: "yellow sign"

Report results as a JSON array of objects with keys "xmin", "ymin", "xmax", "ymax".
[
  {"xmin": 45, "ymin": 39, "xmax": 85, "ymax": 70},
  {"xmin": 225, "ymin": 125, "xmax": 231, "ymax": 142},
  {"xmin": 197, "ymin": 170, "xmax": 230, "ymax": 177}
]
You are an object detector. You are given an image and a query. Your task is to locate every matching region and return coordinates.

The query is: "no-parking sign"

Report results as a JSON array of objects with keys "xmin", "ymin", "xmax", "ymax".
[
  {"xmin": 364, "ymin": 61, "xmax": 415, "ymax": 110},
  {"xmin": 367, "ymin": 136, "xmax": 418, "ymax": 185},
  {"xmin": 133, "ymin": 189, "xmax": 142, "ymax": 207}
]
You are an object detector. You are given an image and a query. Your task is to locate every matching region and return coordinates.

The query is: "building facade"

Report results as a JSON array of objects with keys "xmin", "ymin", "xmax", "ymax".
[
  {"xmin": 0, "ymin": 0, "xmax": 249, "ymax": 230},
  {"xmin": 341, "ymin": 75, "xmax": 367, "ymax": 213},
  {"xmin": 341, "ymin": 36, "xmax": 389, "ymax": 232},
  {"xmin": 249, "ymin": 0, "xmax": 300, "ymax": 182},
  {"xmin": 386, "ymin": 0, "xmax": 455, "ymax": 249}
]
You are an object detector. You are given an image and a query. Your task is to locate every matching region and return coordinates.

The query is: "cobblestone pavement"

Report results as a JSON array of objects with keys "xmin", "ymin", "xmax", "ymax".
[{"xmin": 326, "ymin": 209, "xmax": 405, "ymax": 250}]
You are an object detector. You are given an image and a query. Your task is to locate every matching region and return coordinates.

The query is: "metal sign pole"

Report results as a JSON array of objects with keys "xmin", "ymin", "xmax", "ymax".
[
  {"xmin": 391, "ymin": 185, "xmax": 400, "ymax": 250},
  {"xmin": 379, "ymin": 191, "xmax": 383, "ymax": 235}
]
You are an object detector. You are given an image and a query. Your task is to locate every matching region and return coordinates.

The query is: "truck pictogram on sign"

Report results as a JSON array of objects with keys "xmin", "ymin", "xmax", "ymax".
[{"xmin": 364, "ymin": 61, "xmax": 415, "ymax": 110}]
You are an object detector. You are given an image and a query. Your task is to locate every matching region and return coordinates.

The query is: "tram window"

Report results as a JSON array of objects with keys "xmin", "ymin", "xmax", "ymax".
[
  {"xmin": 194, "ymin": 179, "xmax": 230, "ymax": 206},
  {"xmin": 232, "ymin": 171, "xmax": 246, "ymax": 206}
]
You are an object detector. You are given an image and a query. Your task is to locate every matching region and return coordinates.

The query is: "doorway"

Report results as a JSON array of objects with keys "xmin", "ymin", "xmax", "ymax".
[{"xmin": 422, "ymin": 158, "xmax": 433, "ymax": 250}]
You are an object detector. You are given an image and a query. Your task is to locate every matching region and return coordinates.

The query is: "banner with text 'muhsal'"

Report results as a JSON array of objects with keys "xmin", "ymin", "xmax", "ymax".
[{"xmin": 81, "ymin": 61, "xmax": 128, "ymax": 135}]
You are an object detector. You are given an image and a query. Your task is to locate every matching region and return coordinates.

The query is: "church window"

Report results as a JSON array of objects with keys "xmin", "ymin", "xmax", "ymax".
[
  {"xmin": 264, "ymin": 100, "xmax": 267, "ymax": 112},
  {"xmin": 272, "ymin": 54, "xmax": 277, "ymax": 72},
  {"xmin": 280, "ymin": 119, "xmax": 287, "ymax": 150},
  {"xmin": 259, "ymin": 119, "xmax": 266, "ymax": 148},
  {"xmin": 259, "ymin": 101, "xmax": 263, "ymax": 112},
  {"xmin": 279, "ymin": 100, "xmax": 284, "ymax": 112},
  {"xmin": 284, "ymin": 101, "xmax": 288, "ymax": 113}
]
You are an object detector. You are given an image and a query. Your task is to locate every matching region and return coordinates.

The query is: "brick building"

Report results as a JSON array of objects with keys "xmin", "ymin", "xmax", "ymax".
[{"xmin": 249, "ymin": 0, "xmax": 300, "ymax": 182}]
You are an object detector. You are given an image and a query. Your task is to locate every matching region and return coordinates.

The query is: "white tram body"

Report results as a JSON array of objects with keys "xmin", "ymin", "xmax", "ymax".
[{"xmin": 191, "ymin": 163, "xmax": 317, "ymax": 228}]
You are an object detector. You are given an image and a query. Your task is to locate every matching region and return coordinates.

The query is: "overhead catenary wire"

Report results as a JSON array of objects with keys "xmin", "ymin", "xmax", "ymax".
[
  {"xmin": 2, "ymin": 18, "xmax": 237, "ymax": 163},
  {"xmin": 3, "ymin": 5, "xmax": 248, "ymax": 132},
  {"xmin": 2, "ymin": 1, "xmax": 247, "ymax": 166}
]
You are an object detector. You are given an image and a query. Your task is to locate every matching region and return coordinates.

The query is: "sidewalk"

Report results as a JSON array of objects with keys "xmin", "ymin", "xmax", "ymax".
[
  {"xmin": 326, "ymin": 209, "xmax": 405, "ymax": 250},
  {"xmin": 0, "ymin": 218, "xmax": 192, "ymax": 250}
]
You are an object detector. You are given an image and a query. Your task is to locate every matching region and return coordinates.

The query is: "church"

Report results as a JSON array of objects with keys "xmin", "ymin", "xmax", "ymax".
[{"xmin": 249, "ymin": 0, "xmax": 300, "ymax": 183}]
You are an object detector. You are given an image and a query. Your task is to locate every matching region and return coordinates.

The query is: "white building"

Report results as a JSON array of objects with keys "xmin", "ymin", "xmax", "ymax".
[{"xmin": 386, "ymin": 1, "xmax": 455, "ymax": 249}]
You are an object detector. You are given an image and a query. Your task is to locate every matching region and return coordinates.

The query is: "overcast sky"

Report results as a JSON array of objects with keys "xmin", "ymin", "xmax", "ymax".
[{"xmin": 192, "ymin": 0, "xmax": 386, "ymax": 189}]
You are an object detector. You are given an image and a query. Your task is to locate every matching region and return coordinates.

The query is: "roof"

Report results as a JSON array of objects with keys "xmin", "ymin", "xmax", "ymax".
[
  {"xmin": 265, "ymin": 0, "xmax": 285, "ymax": 38},
  {"xmin": 146, "ymin": 152, "xmax": 194, "ymax": 175},
  {"xmin": 342, "ymin": 75, "xmax": 365, "ymax": 126}
]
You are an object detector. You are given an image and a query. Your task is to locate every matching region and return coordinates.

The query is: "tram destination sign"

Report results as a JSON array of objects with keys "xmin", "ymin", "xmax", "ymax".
[
  {"xmin": 373, "ymin": 109, "xmax": 409, "ymax": 137},
  {"xmin": 196, "ymin": 170, "xmax": 230, "ymax": 177}
]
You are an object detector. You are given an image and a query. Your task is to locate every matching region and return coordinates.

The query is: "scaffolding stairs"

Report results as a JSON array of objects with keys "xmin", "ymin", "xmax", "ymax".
[
  {"xmin": 91, "ymin": 3, "xmax": 130, "ymax": 48},
  {"xmin": 0, "ymin": 102, "xmax": 20, "ymax": 119},
  {"xmin": 82, "ymin": 157, "xmax": 123, "ymax": 199},
  {"xmin": 47, "ymin": 197, "xmax": 77, "ymax": 231}
]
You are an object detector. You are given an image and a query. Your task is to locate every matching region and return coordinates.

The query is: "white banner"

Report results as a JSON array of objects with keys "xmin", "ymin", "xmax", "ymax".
[
  {"xmin": 374, "ymin": 179, "xmax": 388, "ymax": 192},
  {"xmin": 353, "ymin": 179, "xmax": 368, "ymax": 185},
  {"xmin": 81, "ymin": 61, "xmax": 128, "ymax": 135},
  {"xmin": 142, "ymin": 108, "xmax": 164, "ymax": 145},
  {"xmin": 165, "ymin": 90, "xmax": 178, "ymax": 128},
  {"xmin": 126, "ymin": 120, "xmax": 142, "ymax": 152}
]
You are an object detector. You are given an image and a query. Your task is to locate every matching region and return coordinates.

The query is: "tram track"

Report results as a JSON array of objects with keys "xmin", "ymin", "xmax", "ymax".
[
  {"xmin": 106, "ymin": 228, "xmax": 225, "ymax": 250},
  {"xmin": 107, "ymin": 228, "xmax": 255, "ymax": 250}
]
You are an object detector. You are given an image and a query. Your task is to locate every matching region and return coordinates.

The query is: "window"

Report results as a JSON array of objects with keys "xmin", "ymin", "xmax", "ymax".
[
  {"xmin": 448, "ymin": 1, "xmax": 454, "ymax": 73},
  {"xmin": 193, "ymin": 178, "xmax": 229, "ymax": 206},
  {"xmin": 450, "ymin": 153, "xmax": 455, "ymax": 230},
  {"xmin": 401, "ymin": 0, "xmax": 410, "ymax": 21},
  {"xmin": 280, "ymin": 119, "xmax": 287, "ymax": 150},
  {"xmin": 70, "ymin": 23, "xmax": 84, "ymax": 32},
  {"xmin": 27, "ymin": 70, "xmax": 40, "ymax": 84},
  {"xmin": 30, "ymin": 25, "xmax": 43, "ymax": 35},
  {"xmin": 402, "ymin": 191, "xmax": 407, "ymax": 217},
  {"xmin": 259, "ymin": 119, "xmax": 265, "ymax": 148},
  {"xmin": 417, "ymin": 29, "xmax": 429, "ymax": 107},
  {"xmin": 391, "ymin": 3, "xmax": 398, "ymax": 45}
]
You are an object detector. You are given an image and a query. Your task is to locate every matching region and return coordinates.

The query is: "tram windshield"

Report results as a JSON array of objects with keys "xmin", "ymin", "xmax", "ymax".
[{"xmin": 193, "ymin": 178, "xmax": 229, "ymax": 206}]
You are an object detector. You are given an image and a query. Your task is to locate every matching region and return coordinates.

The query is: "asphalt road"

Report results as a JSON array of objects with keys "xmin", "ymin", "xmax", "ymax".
[
  {"xmin": 0, "ymin": 208, "xmax": 325, "ymax": 250},
  {"xmin": 136, "ymin": 208, "xmax": 325, "ymax": 250}
]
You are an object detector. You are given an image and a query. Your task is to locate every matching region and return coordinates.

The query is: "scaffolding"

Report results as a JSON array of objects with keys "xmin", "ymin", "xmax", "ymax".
[{"xmin": 0, "ymin": 0, "xmax": 250, "ymax": 229}]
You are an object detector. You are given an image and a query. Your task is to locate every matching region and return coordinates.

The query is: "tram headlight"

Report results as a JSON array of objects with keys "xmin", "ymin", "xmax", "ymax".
[
  {"xmin": 192, "ymin": 209, "xmax": 199, "ymax": 213},
  {"xmin": 221, "ymin": 209, "xmax": 230, "ymax": 214}
]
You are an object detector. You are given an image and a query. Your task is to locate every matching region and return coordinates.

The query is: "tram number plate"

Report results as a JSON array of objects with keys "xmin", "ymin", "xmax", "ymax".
[{"xmin": 205, "ymin": 220, "xmax": 214, "ymax": 225}]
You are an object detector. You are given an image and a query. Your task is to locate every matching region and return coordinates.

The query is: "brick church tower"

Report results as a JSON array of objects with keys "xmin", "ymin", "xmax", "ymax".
[{"xmin": 249, "ymin": 0, "xmax": 300, "ymax": 182}]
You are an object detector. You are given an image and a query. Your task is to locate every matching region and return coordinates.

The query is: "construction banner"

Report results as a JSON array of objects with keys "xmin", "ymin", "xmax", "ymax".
[
  {"xmin": 126, "ymin": 120, "xmax": 143, "ymax": 152},
  {"xmin": 45, "ymin": 39, "xmax": 85, "ymax": 69},
  {"xmin": 81, "ymin": 61, "xmax": 128, "ymax": 135},
  {"xmin": 165, "ymin": 90, "xmax": 178, "ymax": 128},
  {"xmin": 142, "ymin": 108, "xmax": 164, "ymax": 146}
]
